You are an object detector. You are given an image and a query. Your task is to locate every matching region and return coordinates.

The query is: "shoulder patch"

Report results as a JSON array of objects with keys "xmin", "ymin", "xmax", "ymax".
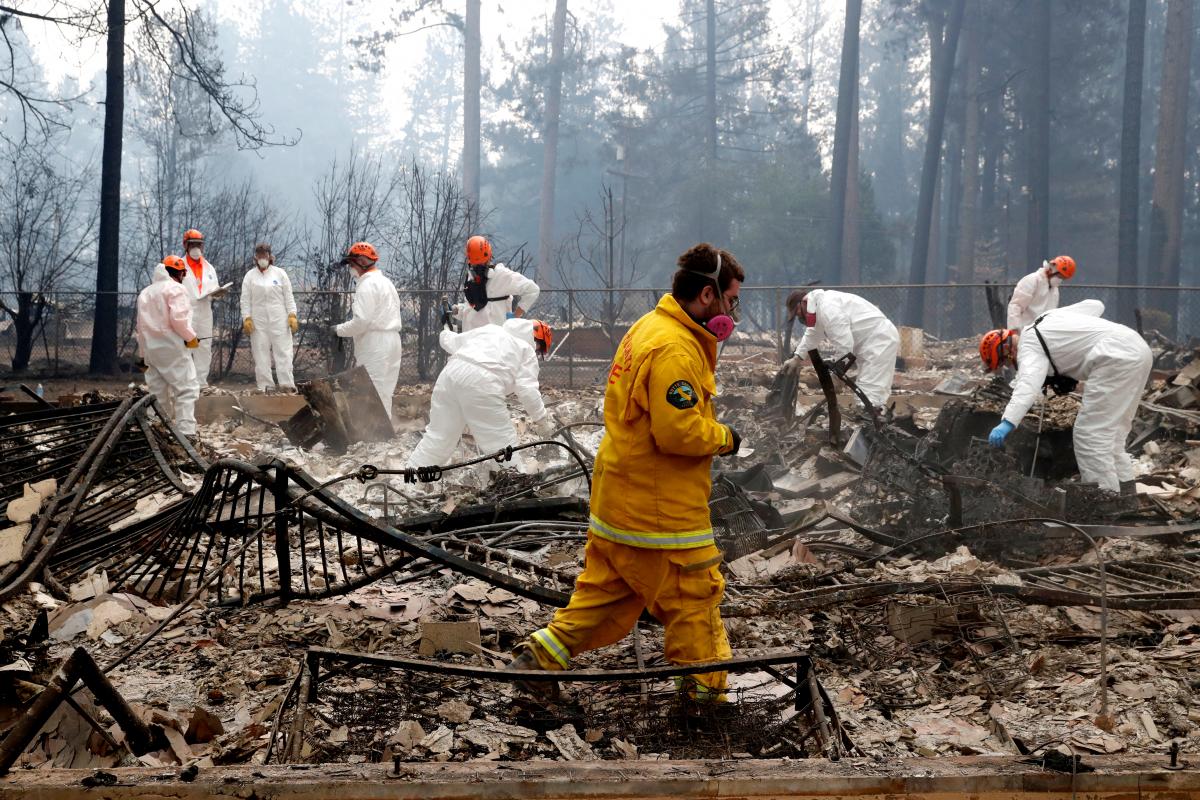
[{"xmin": 666, "ymin": 380, "xmax": 698, "ymax": 410}]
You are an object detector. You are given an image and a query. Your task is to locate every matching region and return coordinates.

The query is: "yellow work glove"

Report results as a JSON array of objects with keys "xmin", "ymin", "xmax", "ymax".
[
  {"xmin": 185, "ymin": 338, "xmax": 200, "ymax": 349},
  {"xmin": 243, "ymin": 317, "xmax": 255, "ymax": 335},
  {"xmin": 287, "ymin": 313, "xmax": 298, "ymax": 333}
]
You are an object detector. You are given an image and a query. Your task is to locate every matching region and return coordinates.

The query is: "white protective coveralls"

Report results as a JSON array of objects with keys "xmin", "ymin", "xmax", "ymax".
[
  {"xmin": 1007, "ymin": 267, "xmax": 1061, "ymax": 330},
  {"xmin": 181, "ymin": 256, "xmax": 221, "ymax": 387},
  {"xmin": 335, "ymin": 268, "xmax": 403, "ymax": 420},
  {"xmin": 1002, "ymin": 300, "xmax": 1152, "ymax": 492},
  {"xmin": 794, "ymin": 289, "xmax": 900, "ymax": 408},
  {"xmin": 407, "ymin": 318, "xmax": 547, "ymax": 470},
  {"xmin": 240, "ymin": 265, "xmax": 298, "ymax": 390},
  {"xmin": 458, "ymin": 263, "xmax": 541, "ymax": 330},
  {"xmin": 136, "ymin": 264, "xmax": 200, "ymax": 435}
]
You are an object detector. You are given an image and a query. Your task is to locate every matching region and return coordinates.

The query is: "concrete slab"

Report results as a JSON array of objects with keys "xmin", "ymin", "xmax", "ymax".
[{"xmin": 2, "ymin": 755, "xmax": 1197, "ymax": 799}]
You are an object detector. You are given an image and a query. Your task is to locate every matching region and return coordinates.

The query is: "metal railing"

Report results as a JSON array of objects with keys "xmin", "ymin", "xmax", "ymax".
[{"xmin": 1, "ymin": 284, "xmax": 1196, "ymax": 388}]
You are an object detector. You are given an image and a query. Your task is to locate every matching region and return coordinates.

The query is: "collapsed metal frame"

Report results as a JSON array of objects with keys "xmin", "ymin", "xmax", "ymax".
[{"xmin": 274, "ymin": 648, "xmax": 858, "ymax": 763}]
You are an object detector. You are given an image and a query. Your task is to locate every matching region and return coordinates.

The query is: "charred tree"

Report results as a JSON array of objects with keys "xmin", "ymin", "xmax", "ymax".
[
  {"xmin": 1147, "ymin": 0, "xmax": 1191, "ymax": 333},
  {"xmin": 463, "ymin": 0, "xmax": 481, "ymax": 205},
  {"xmin": 956, "ymin": 13, "xmax": 980, "ymax": 286},
  {"xmin": 826, "ymin": 0, "xmax": 861, "ymax": 285},
  {"xmin": 1116, "ymin": 0, "xmax": 1147, "ymax": 325},
  {"xmin": 88, "ymin": 0, "xmax": 125, "ymax": 375},
  {"xmin": 843, "ymin": 85, "xmax": 861, "ymax": 283},
  {"xmin": 1024, "ymin": 0, "xmax": 1050, "ymax": 268},
  {"xmin": 904, "ymin": 0, "xmax": 964, "ymax": 327},
  {"xmin": 536, "ymin": 0, "xmax": 568, "ymax": 287}
]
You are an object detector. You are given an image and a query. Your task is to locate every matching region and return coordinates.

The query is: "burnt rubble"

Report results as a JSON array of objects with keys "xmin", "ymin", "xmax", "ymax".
[{"xmin": 1, "ymin": 339, "xmax": 1199, "ymax": 771}]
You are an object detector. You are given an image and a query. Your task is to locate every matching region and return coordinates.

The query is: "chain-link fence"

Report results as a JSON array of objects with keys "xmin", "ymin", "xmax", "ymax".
[{"xmin": 2, "ymin": 284, "xmax": 1198, "ymax": 388}]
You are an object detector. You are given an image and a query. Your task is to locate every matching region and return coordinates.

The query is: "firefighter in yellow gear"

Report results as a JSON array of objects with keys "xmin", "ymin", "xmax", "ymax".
[{"xmin": 508, "ymin": 243, "xmax": 745, "ymax": 700}]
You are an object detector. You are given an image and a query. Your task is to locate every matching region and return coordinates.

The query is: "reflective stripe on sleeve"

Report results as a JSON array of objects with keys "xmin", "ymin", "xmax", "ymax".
[{"xmin": 530, "ymin": 628, "xmax": 571, "ymax": 668}]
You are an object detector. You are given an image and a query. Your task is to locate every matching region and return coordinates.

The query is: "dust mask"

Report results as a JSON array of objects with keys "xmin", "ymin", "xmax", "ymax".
[
  {"xmin": 699, "ymin": 252, "xmax": 736, "ymax": 342},
  {"xmin": 256, "ymin": 258, "xmax": 269, "ymax": 269},
  {"xmin": 188, "ymin": 247, "xmax": 202, "ymax": 260}
]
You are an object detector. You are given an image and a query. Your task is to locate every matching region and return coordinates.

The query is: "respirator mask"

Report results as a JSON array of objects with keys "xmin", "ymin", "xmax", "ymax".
[{"xmin": 696, "ymin": 251, "xmax": 737, "ymax": 342}]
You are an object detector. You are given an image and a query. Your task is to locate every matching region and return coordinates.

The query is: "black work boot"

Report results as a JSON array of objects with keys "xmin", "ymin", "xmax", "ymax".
[{"xmin": 506, "ymin": 644, "xmax": 560, "ymax": 701}]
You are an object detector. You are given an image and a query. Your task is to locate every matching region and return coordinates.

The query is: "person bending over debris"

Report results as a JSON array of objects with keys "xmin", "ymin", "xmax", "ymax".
[
  {"xmin": 456, "ymin": 235, "xmax": 541, "ymax": 330},
  {"xmin": 407, "ymin": 317, "xmax": 555, "ymax": 470},
  {"xmin": 179, "ymin": 228, "xmax": 228, "ymax": 388},
  {"xmin": 136, "ymin": 256, "xmax": 201, "ymax": 435},
  {"xmin": 1007, "ymin": 254, "xmax": 1076, "ymax": 330},
  {"xmin": 334, "ymin": 242, "xmax": 403, "ymax": 422},
  {"xmin": 508, "ymin": 242, "xmax": 743, "ymax": 702},
  {"xmin": 784, "ymin": 288, "xmax": 899, "ymax": 409},
  {"xmin": 979, "ymin": 299, "xmax": 1151, "ymax": 495},
  {"xmin": 240, "ymin": 243, "xmax": 299, "ymax": 392}
]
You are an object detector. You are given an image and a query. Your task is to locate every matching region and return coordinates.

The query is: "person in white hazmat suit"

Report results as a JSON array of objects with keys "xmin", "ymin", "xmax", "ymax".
[
  {"xmin": 979, "ymin": 299, "xmax": 1152, "ymax": 494},
  {"xmin": 786, "ymin": 288, "xmax": 899, "ymax": 409},
  {"xmin": 1007, "ymin": 255, "xmax": 1076, "ymax": 330},
  {"xmin": 456, "ymin": 235, "xmax": 541, "ymax": 330},
  {"xmin": 334, "ymin": 242, "xmax": 403, "ymax": 421},
  {"xmin": 136, "ymin": 256, "xmax": 202, "ymax": 435},
  {"xmin": 180, "ymin": 228, "xmax": 228, "ymax": 388},
  {"xmin": 407, "ymin": 317, "xmax": 555, "ymax": 471},
  {"xmin": 240, "ymin": 243, "xmax": 299, "ymax": 391}
]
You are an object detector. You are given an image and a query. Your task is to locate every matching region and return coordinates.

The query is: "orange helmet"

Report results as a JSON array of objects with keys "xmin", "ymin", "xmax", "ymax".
[
  {"xmin": 1048, "ymin": 255, "xmax": 1076, "ymax": 280},
  {"xmin": 162, "ymin": 255, "xmax": 186, "ymax": 273},
  {"xmin": 346, "ymin": 241, "xmax": 379, "ymax": 262},
  {"xmin": 979, "ymin": 329, "xmax": 1017, "ymax": 371},
  {"xmin": 466, "ymin": 235, "xmax": 492, "ymax": 266},
  {"xmin": 183, "ymin": 229, "xmax": 204, "ymax": 246},
  {"xmin": 531, "ymin": 319, "xmax": 553, "ymax": 356}
]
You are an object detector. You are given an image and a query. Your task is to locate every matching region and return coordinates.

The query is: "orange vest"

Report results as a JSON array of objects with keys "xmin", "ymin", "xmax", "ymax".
[{"xmin": 186, "ymin": 256, "xmax": 204, "ymax": 291}]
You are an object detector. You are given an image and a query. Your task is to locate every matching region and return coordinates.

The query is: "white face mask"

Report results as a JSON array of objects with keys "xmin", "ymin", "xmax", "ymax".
[
  {"xmin": 256, "ymin": 258, "xmax": 269, "ymax": 269},
  {"xmin": 188, "ymin": 247, "xmax": 202, "ymax": 260}
]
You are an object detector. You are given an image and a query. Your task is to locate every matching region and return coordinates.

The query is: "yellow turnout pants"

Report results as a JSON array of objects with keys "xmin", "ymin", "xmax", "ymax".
[{"xmin": 526, "ymin": 535, "xmax": 732, "ymax": 696}]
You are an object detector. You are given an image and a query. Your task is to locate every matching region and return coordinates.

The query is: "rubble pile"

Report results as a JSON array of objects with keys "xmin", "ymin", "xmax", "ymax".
[{"xmin": 1, "ymin": 344, "xmax": 1199, "ymax": 773}]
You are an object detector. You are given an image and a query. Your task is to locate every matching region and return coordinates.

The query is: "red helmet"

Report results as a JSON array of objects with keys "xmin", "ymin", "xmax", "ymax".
[
  {"xmin": 979, "ymin": 329, "xmax": 1017, "ymax": 371},
  {"xmin": 531, "ymin": 319, "xmax": 553, "ymax": 356},
  {"xmin": 466, "ymin": 235, "xmax": 492, "ymax": 266},
  {"xmin": 1048, "ymin": 255, "xmax": 1076, "ymax": 280},
  {"xmin": 346, "ymin": 241, "xmax": 379, "ymax": 262},
  {"xmin": 162, "ymin": 255, "xmax": 186, "ymax": 273},
  {"xmin": 183, "ymin": 229, "xmax": 204, "ymax": 246}
]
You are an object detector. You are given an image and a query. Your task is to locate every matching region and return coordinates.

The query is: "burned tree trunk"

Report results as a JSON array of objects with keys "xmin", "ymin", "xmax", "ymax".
[
  {"xmin": 1024, "ymin": 0, "xmax": 1051, "ymax": 268},
  {"xmin": 536, "ymin": 0, "xmax": 568, "ymax": 287},
  {"xmin": 1116, "ymin": 0, "xmax": 1147, "ymax": 326},
  {"xmin": 88, "ymin": 0, "xmax": 125, "ymax": 375},
  {"xmin": 462, "ymin": 0, "xmax": 481, "ymax": 204},
  {"xmin": 1146, "ymin": 0, "xmax": 1192, "ymax": 335},
  {"xmin": 826, "ymin": 0, "xmax": 861, "ymax": 285},
  {"xmin": 904, "ymin": 0, "xmax": 964, "ymax": 326}
]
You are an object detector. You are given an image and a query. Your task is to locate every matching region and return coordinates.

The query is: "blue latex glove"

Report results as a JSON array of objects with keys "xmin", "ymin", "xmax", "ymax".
[
  {"xmin": 989, "ymin": 420, "xmax": 1015, "ymax": 448},
  {"xmin": 505, "ymin": 311, "xmax": 516, "ymax": 319}
]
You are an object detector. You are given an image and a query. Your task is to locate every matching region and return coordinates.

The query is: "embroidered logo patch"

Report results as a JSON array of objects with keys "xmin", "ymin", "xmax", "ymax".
[{"xmin": 666, "ymin": 380, "xmax": 698, "ymax": 409}]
